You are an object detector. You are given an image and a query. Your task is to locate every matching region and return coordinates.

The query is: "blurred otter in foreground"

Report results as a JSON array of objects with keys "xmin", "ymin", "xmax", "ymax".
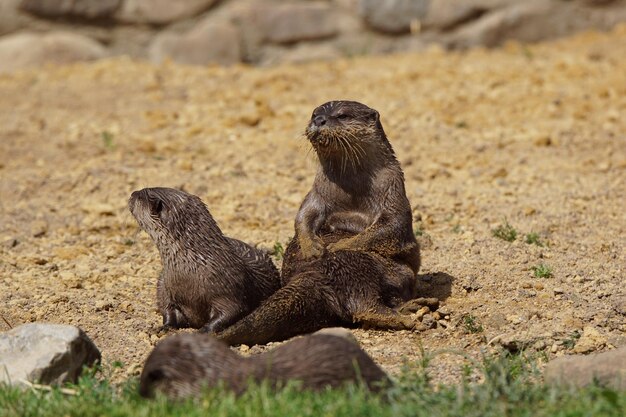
[
  {"xmin": 128, "ymin": 187, "xmax": 280, "ymax": 332},
  {"xmin": 139, "ymin": 332, "xmax": 390, "ymax": 399},
  {"xmin": 216, "ymin": 101, "xmax": 423, "ymax": 346}
]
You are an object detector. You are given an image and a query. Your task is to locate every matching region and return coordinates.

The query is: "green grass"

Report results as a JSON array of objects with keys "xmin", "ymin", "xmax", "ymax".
[
  {"xmin": 1, "ymin": 352, "xmax": 623, "ymax": 417},
  {"xmin": 271, "ymin": 241, "xmax": 285, "ymax": 260},
  {"xmin": 462, "ymin": 314, "xmax": 484, "ymax": 334},
  {"xmin": 525, "ymin": 232, "xmax": 544, "ymax": 246},
  {"xmin": 101, "ymin": 131, "xmax": 115, "ymax": 150},
  {"xmin": 532, "ymin": 264, "xmax": 553, "ymax": 278},
  {"xmin": 492, "ymin": 220, "xmax": 518, "ymax": 242}
]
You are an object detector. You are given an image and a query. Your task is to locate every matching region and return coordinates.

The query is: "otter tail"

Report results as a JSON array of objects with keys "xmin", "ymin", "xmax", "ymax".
[{"xmin": 216, "ymin": 271, "xmax": 344, "ymax": 346}]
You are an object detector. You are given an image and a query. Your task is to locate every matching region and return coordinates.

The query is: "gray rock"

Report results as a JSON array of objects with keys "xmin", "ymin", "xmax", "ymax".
[
  {"xmin": 544, "ymin": 347, "xmax": 626, "ymax": 390},
  {"xmin": 0, "ymin": 0, "xmax": 25, "ymax": 36},
  {"xmin": 19, "ymin": 0, "xmax": 121, "ymax": 19},
  {"xmin": 262, "ymin": 3, "xmax": 338, "ymax": 44},
  {"xmin": 116, "ymin": 0, "xmax": 218, "ymax": 25},
  {"xmin": 314, "ymin": 327, "xmax": 358, "ymax": 344},
  {"xmin": 0, "ymin": 31, "xmax": 106, "ymax": 73},
  {"xmin": 149, "ymin": 19, "xmax": 241, "ymax": 66},
  {"xmin": 360, "ymin": 0, "xmax": 430, "ymax": 34},
  {"xmin": 0, "ymin": 323, "xmax": 101, "ymax": 386},
  {"xmin": 444, "ymin": 1, "xmax": 552, "ymax": 49},
  {"xmin": 422, "ymin": 0, "xmax": 517, "ymax": 31}
]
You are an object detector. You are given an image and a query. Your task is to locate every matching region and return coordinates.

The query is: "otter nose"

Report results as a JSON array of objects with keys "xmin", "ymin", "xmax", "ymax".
[{"xmin": 313, "ymin": 115, "xmax": 327, "ymax": 127}]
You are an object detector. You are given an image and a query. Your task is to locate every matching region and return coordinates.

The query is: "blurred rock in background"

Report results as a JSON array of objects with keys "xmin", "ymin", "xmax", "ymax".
[{"xmin": 0, "ymin": 0, "xmax": 625, "ymax": 72}]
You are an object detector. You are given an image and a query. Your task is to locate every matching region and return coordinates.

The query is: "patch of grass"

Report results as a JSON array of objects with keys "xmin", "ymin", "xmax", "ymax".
[
  {"xmin": 413, "ymin": 225, "xmax": 424, "ymax": 237},
  {"xmin": 532, "ymin": 264, "xmax": 553, "ymax": 278},
  {"xmin": 272, "ymin": 241, "xmax": 285, "ymax": 260},
  {"xmin": 462, "ymin": 314, "xmax": 484, "ymax": 334},
  {"xmin": 492, "ymin": 220, "xmax": 518, "ymax": 242},
  {"xmin": 101, "ymin": 131, "xmax": 115, "ymax": 150},
  {"xmin": 451, "ymin": 223, "xmax": 462, "ymax": 234},
  {"xmin": 562, "ymin": 330, "xmax": 581, "ymax": 350},
  {"xmin": 524, "ymin": 232, "xmax": 543, "ymax": 246},
  {"xmin": 1, "ymin": 352, "xmax": 624, "ymax": 417},
  {"xmin": 123, "ymin": 239, "xmax": 134, "ymax": 247}
]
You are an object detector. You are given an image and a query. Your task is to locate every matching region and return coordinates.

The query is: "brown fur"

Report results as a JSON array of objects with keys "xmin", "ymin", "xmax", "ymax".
[
  {"xmin": 216, "ymin": 101, "xmax": 421, "ymax": 345},
  {"xmin": 128, "ymin": 187, "xmax": 280, "ymax": 332},
  {"xmin": 139, "ymin": 332, "xmax": 390, "ymax": 399}
]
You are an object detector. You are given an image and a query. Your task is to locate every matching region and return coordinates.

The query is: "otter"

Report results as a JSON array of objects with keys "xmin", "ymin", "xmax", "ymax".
[
  {"xmin": 215, "ymin": 101, "xmax": 422, "ymax": 345},
  {"xmin": 139, "ymin": 332, "xmax": 390, "ymax": 399},
  {"xmin": 128, "ymin": 187, "xmax": 281, "ymax": 332}
]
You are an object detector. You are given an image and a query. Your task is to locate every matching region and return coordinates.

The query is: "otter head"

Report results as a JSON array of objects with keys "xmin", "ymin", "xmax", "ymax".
[
  {"xmin": 128, "ymin": 187, "xmax": 220, "ymax": 254},
  {"xmin": 139, "ymin": 334, "xmax": 239, "ymax": 399},
  {"xmin": 305, "ymin": 101, "xmax": 394, "ymax": 171}
]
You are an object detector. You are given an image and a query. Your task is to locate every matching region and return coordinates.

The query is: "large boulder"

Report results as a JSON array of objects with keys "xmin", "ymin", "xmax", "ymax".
[
  {"xmin": 0, "ymin": 323, "xmax": 101, "ymax": 386},
  {"xmin": 149, "ymin": 19, "xmax": 241, "ymax": 66},
  {"xmin": 261, "ymin": 3, "xmax": 338, "ymax": 44},
  {"xmin": 0, "ymin": 0, "xmax": 26, "ymax": 36},
  {"xmin": 422, "ymin": 0, "xmax": 517, "ymax": 31},
  {"xmin": 444, "ymin": 1, "xmax": 551, "ymax": 48},
  {"xmin": 116, "ymin": 0, "xmax": 218, "ymax": 25},
  {"xmin": 0, "ymin": 31, "xmax": 106, "ymax": 73},
  {"xmin": 544, "ymin": 347, "xmax": 626, "ymax": 390},
  {"xmin": 19, "ymin": 0, "xmax": 121, "ymax": 19},
  {"xmin": 360, "ymin": 0, "xmax": 430, "ymax": 34}
]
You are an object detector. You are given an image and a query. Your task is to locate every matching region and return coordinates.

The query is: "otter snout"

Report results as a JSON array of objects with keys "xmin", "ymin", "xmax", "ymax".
[{"xmin": 313, "ymin": 114, "xmax": 327, "ymax": 127}]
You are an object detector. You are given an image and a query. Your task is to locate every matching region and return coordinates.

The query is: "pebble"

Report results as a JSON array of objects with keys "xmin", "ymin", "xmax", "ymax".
[{"xmin": 554, "ymin": 288, "xmax": 564, "ymax": 294}]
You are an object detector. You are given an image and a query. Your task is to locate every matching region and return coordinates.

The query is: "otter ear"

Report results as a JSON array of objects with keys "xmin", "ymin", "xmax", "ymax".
[
  {"xmin": 150, "ymin": 198, "xmax": 164, "ymax": 217},
  {"xmin": 370, "ymin": 109, "xmax": 380, "ymax": 123}
]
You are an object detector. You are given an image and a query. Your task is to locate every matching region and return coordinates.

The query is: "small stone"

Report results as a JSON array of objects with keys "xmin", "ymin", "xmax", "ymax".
[
  {"xmin": 544, "ymin": 347, "xmax": 626, "ymax": 390},
  {"xmin": 0, "ymin": 323, "xmax": 100, "ymax": 386},
  {"xmin": 421, "ymin": 313, "xmax": 436, "ymax": 329},
  {"xmin": 534, "ymin": 135, "xmax": 552, "ymax": 147},
  {"xmin": 432, "ymin": 311, "xmax": 441, "ymax": 321},
  {"xmin": 554, "ymin": 288, "xmax": 564, "ymax": 295},
  {"xmin": 314, "ymin": 327, "xmax": 358, "ymax": 344},
  {"xmin": 415, "ymin": 306, "xmax": 430, "ymax": 320},
  {"xmin": 95, "ymin": 300, "xmax": 113, "ymax": 312},
  {"xmin": 551, "ymin": 343, "xmax": 559, "ymax": 353},
  {"xmin": 238, "ymin": 344, "xmax": 250, "ymax": 353},
  {"xmin": 533, "ymin": 282, "xmax": 544, "ymax": 290},
  {"xmin": 437, "ymin": 305, "xmax": 452, "ymax": 315},
  {"xmin": 572, "ymin": 326, "xmax": 607, "ymax": 354}
]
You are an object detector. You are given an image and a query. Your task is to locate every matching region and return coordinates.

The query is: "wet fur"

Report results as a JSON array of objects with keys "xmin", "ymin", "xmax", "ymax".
[
  {"xmin": 216, "ymin": 101, "xmax": 421, "ymax": 345},
  {"xmin": 139, "ymin": 333, "xmax": 390, "ymax": 399},
  {"xmin": 129, "ymin": 187, "xmax": 281, "ymax": 332}
]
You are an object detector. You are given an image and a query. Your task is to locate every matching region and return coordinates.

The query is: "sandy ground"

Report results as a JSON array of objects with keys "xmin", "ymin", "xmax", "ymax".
[{"xmin": 1, "ymin": 26, "xmax": 624, "ymax": 385}]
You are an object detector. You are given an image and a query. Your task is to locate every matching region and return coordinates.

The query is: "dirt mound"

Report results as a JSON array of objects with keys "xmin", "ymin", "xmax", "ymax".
[{"xmin": 1, "ymin": 26, "xmax": 624, "ymax": 384}]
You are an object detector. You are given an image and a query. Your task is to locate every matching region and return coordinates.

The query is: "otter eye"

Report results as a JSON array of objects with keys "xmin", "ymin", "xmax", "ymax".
[{"xmin": 337, "ymin": 114, "xmax": 349, "ymax": 120}]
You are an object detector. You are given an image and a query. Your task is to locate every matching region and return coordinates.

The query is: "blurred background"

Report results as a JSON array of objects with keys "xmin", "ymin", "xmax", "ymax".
[{"xmin": 1, "ymin": 0, "xmax": 625, "ymax": 71}]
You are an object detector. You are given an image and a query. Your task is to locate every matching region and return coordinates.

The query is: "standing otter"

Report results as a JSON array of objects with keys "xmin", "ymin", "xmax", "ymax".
[
  {"xmin": 139, "ymin": 332, "xmax": 390, "ymax": 399},
  {"xmin": 129, "ymin": 187, "xmax": 281, "ymax": 332},
  {"xmin": 215, "ymin": 101, "xmax": 421, "ymax": 345}
]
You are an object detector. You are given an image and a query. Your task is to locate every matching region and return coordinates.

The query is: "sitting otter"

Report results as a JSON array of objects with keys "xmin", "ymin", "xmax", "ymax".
[{"xmin": 215, "ymin": 101, "xmax": 422, "ymax": 346}]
